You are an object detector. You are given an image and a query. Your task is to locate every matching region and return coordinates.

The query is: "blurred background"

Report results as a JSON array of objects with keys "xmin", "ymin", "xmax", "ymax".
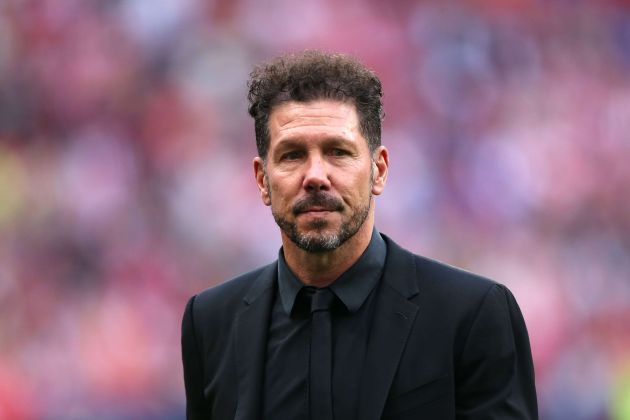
[{"xmin": 1, "ymin": 0, "xmax": 630, "ymax": 418}]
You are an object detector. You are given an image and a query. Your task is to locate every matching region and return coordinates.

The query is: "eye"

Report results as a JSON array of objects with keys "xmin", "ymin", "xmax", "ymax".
[
  {"xmin": 329, "ymin": 148, "xmax": 350, "ymax": 157},
  {"xmin": 280, "ymin": 150, "xmax": 303, "ymax": 161}
]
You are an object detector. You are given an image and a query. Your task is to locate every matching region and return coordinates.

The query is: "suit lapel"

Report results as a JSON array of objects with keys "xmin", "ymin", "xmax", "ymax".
[
  {"xmin": 357, "ymin": 236, "xmax": 420, "ymax": 420},
  {"xmin": 234, "ymin": 263, "xmax": 276, "ymax": 420}
]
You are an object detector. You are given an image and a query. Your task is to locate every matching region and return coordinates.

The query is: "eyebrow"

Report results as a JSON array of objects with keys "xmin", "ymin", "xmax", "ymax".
[{"xmin": 274, "ymin": 136, "xmax": 355, "ymax": 150}]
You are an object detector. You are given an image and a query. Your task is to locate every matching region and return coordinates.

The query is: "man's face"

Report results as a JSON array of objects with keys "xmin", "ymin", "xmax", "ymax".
[{"xmin": 254, "ymin": 99, "xmax": 387, "ymax": 253}]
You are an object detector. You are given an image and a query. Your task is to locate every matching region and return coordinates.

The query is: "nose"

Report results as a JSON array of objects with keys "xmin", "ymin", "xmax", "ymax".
[{"xmin": 302, "ymin": 155, "xmax": 331, "ymax": 192}]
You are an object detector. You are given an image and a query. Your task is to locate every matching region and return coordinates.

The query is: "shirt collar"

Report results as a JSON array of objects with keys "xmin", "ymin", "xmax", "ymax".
[{"xmin": 277, "ymin": 228, "xmax": 387, "ymax": 316}]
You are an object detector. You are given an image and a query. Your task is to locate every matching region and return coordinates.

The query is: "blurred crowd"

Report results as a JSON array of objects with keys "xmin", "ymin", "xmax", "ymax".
[{"xmin": 1, "ymin": 0, "xmax": 630, "ymax": 418}]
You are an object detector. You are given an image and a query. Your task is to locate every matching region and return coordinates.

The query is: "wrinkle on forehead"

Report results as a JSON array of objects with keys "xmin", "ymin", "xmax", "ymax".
[{"xmin": 269, "ymin": 100, "xmax": 360, "ymax": 138}]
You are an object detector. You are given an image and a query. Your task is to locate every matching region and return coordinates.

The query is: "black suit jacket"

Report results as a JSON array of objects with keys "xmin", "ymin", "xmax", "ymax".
[{"xmin": 181, "ymin": 235, "xmax": 538, "ymax": 419}]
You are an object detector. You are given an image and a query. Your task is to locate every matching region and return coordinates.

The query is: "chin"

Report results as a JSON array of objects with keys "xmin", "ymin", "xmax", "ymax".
[{"xmin": 294, "ymin": 230, "xmax": 344, "ymax": 253}]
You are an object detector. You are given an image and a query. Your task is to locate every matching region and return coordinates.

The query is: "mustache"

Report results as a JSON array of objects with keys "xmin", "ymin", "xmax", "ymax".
[{"xmin": 292, "ymin": 193, "xmax": 344, "ymax": 215}]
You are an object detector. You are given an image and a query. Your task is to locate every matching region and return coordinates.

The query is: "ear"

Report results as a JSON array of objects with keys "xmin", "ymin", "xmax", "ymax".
[
  {"xmin": 371, "ymin": 146, "xmax": 389, "ymax": 196},
  {"xmin": 253, "ymin": 157, "xmax": 271, "ymax": 206}
]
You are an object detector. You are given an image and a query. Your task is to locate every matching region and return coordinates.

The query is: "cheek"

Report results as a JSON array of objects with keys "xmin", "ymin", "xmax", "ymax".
[
  {"xmin": 336, "ymin": 179, "xmax": 370, "ymax": 206},
  {"xmin": 268, "ymin": 178, "xmax": 294, "ymax": 206},
  {"xmin": 269, "ymin": 181, "xmax": 284, "ymax": 198},
  {"xmin": 344, "ymin": 171, "xmax": 372, "ymax": 192}
]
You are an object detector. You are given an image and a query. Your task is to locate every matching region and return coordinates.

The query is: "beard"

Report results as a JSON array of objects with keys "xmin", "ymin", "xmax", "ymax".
[{"xmin": 271, "ymin": 190, "xmax": 372, "ymax": 253}]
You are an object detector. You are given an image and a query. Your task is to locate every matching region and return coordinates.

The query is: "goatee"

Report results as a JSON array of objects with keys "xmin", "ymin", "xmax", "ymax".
[{"xmin": 272, "ymin": 191, "xmax": 371, "ymax": 253}]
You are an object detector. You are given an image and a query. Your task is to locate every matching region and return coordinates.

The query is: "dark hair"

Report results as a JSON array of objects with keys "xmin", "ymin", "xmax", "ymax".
[{"xmin": 247, "ymin": 50, "xmax": 384, "ymax": 159}]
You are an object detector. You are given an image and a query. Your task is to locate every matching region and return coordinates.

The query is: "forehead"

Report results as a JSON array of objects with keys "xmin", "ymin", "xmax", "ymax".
[{"xmin": 268, "ymin": 100, "xmax": 362, "ymax": 144}]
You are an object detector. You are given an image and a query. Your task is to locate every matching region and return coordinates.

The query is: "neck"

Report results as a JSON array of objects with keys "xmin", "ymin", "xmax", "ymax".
[{"xmin": 281, "ymin": 212, "xmax": 375, "ymax": 288}]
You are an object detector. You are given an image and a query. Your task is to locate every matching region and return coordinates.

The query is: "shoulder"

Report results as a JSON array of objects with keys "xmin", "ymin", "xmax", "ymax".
[
  {"xmin": 381, "ymin": 234, "xmax": 512, "ymax": 318},
  {"xmin": 188, "ymin": 261, "xmax": 277, "ymax": 320},
  {"xmin": 414, "ymin": 252, "xmax": 499, "ymax": 298},
  {"xmin": 412, "ymin": 252, "xmax": 516, "ymax": 323},
  {"xmin": 383, "ymin": 234, "xmax": 498, "ymax": 293},
  {"xmin": 381, "ymin": 234, "xmax": 532, "ymax": 363}
]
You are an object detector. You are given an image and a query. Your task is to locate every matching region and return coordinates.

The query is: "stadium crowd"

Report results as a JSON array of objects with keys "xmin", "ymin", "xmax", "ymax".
[{"xmin": 1, "ymin": 0, "xmax": 629, "ymax": 418}]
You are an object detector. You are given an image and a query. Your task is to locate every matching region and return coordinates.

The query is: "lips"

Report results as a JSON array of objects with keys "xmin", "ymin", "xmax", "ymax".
[{"xmin": 300, "ymin": 206, "xmax": 334, "ymax": 213}]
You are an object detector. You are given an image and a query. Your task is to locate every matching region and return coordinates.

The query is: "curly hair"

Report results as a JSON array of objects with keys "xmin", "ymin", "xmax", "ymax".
[{"xmin": 247, "ymin": 50, "xmax": 384, "ymax": 159}]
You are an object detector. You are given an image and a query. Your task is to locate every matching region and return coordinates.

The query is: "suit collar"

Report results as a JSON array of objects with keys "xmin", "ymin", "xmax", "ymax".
[
  {"xmin": 379, "ymin": 233, "xmax": 420, "ymax": 299},
  {"xmin": 243, "ymin": 262, "xmax": 276, "ymax": 305}
]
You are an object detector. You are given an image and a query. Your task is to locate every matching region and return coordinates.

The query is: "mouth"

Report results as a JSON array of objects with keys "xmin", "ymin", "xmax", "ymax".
[
  {"xmin": 300, "ymin": 206, "xmax": 333, "ymax": 213},
  {"xmin": 297, "ymin": 207, "xmax": 335, "ymax": 216}
]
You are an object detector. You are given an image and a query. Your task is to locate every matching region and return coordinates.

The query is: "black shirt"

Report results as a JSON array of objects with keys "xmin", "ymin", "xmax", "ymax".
[{"xmin": 262, "ymin": 229, "xmax": 387, "ymax": 420}]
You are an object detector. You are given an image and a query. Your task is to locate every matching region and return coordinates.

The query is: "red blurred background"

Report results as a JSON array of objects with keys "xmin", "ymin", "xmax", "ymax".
[{"xmin": 1, "ymin": 0, "xmax": 630, "ymax": 418}]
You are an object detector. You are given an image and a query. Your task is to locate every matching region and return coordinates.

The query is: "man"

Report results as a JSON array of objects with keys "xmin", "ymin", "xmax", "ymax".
[{"xmin": 181, "ymin": 50, "xmax": 538, "ymax": 419}]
